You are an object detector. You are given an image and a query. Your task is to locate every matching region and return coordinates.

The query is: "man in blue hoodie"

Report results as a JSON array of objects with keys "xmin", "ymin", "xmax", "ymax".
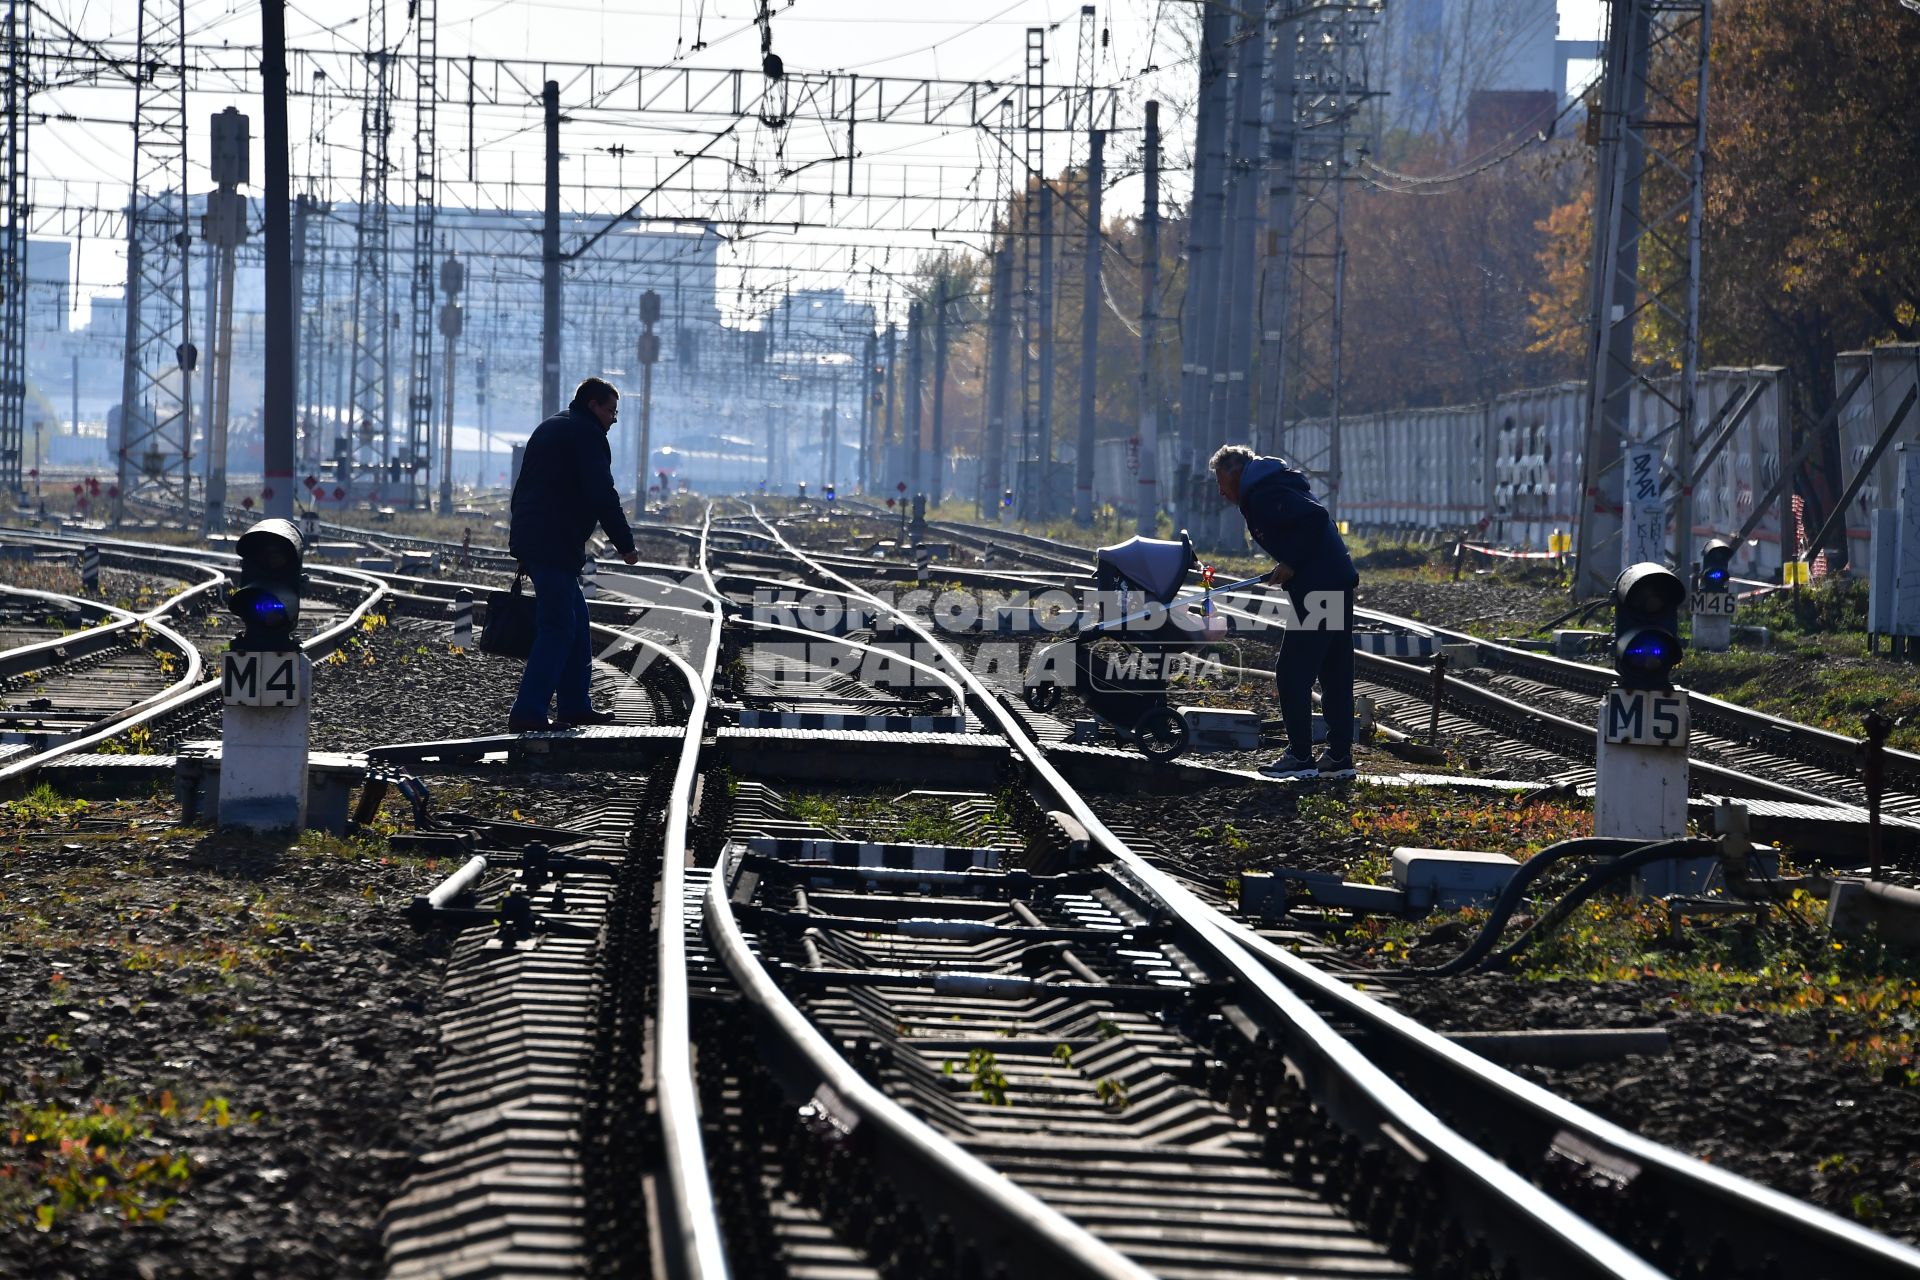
[
  {"xmin": 1211, "ymin": 444, "xmax": 1359, "ymax": 780},
  {"xmin": 506, "ymin": 377, "xmax": 640, "ymax": 732}
]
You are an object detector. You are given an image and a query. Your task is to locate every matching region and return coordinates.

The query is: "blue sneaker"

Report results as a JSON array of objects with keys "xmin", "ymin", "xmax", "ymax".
[
  {"xmin": 1258, "ymin": 753, "xmax": 1319, "ymax": 780},
  {"xmin": 1315, "ymin": 753, "xmax": 1357, "ymax": 780}
]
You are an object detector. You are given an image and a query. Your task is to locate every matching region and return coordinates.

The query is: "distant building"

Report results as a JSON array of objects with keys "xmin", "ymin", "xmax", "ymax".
[
  {"xmin": 1376, "ymin": 0, "xmax": 1560, "ymax": 143},
  {"xmin": 766, "ymin": 289, "xmax": 875, "ymax": 359},
  {"xmin": 84, "ymin": 293, "xmax": 126, "ymax": 342},
  {"xmin": 26, "ymin": 240, "xmax": 70, "ymax": 331}
]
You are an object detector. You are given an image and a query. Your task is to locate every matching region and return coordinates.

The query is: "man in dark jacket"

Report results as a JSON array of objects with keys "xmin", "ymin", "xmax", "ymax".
[
  {"xmin": 506, "ymin": 377, "xmax": 640, "ymax": 732},
  {"xmin": 1211, "ymin": 444, "xmax": 1360, "ymax": 780}
]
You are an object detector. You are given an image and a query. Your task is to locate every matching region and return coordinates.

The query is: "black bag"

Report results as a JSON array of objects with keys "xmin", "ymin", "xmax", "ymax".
[{"xmin": 481, "ymin": 568, "xmax": 538, "ymax": 658}]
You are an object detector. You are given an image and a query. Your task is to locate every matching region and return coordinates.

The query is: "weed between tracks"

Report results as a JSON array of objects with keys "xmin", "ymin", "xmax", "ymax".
[
  {"xmin": 1, "ymin": 1092, "xmax": 258, "ymax": 1230},
  {"xmin": 786, "ymin": 790, "xmax": 1019, "ymax": 846}
]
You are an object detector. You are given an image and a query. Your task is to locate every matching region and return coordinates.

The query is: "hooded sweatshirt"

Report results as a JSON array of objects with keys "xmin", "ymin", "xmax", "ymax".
[{"xmin": 1236, "ymin": 456, "xmax": 1358, "ymax": 604}]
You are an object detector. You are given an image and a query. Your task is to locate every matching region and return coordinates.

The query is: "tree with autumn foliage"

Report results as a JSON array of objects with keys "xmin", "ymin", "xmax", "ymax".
[
  {"xmin": 1702, "ymin": 0, "xmax": 1920, "ymax": 403},
  {"xmin": 1335, "ymin": 140, "xmax": 1587, "ymax": 415},
  {"xmin": 1528, "ymin": 0, "xmax": 1920, "ymax": 408}
]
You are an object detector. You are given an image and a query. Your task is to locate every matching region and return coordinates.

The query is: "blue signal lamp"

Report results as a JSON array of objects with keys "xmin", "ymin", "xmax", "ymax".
[
  {"xmin": 1612, "ymin": 562, "xmax": 1686, "ymax": 690},
  {"xmin": 230, "ymin": 518, "xmax": 306, "ymax": 651},
  {"xmin": 1697, "ymin": 537, "xmax": 1735, "ymax": 593},
  {"xmin": 230, "ymin": 587, "xmax": 290, "ymax": 629}
]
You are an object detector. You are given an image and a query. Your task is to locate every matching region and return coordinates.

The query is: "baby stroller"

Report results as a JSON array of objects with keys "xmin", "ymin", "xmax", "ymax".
[{"xmin": 1021, "ymin": 532, "xmax": 1222, "ymax": 763}]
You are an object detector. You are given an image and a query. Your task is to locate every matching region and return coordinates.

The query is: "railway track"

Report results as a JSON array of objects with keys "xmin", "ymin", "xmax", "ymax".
[{"xmin": 15, "ymin": 515, "xmax": 1918, "ymax": 1274}]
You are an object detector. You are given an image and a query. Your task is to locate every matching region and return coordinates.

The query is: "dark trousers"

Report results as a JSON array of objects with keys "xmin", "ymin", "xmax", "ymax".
[
  {"xmin": 511, "ymin": 564, "xmax": 593, "ymax": 720},
  {"xmin": 1274, "ymin": 588, "xmax": 1353, "ymax": 760}
]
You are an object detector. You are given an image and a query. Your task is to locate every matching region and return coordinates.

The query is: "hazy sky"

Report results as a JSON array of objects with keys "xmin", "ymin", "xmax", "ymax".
[{"xmin": 27, "ymin": 0, "xmax": 1607, "ymax": 320}]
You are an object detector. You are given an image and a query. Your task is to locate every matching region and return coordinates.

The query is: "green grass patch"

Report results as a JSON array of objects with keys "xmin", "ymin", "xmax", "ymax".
[
  {"xmin": 1345, "ymin": 888, "xmax": 1920, "ymax": 1085},
  {"xmin": 4, "ymin": 783, "xmax": 90, "ymax": 826},
  {"xmin": 0, "ymin": 1091, "xmax": 261, "ymax": 1229},
  {"xmin": 1297, "ymin": 783, "xmax": 1591, "ymax": 862},
  {"xmin": 1687, "ymin": 647, "xmax": 1920, "ymax": 752}
]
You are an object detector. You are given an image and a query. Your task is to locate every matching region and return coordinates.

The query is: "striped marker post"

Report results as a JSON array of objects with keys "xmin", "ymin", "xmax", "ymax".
[
  {"xmin": 580, "ymin": 558, "xmax": 599, "ymax": 599},
  {"xmin": 80, "ymin": 544, "xmax": 100, "ymax": 595},
  {"xmin": 451, "ymin": 589, "xmax": 474, "ymax": 651}
]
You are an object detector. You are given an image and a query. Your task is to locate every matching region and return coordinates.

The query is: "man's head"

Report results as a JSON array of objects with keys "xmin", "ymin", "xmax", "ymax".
[
  {"xmin": 572, "ymin": 377, "xmax": 620, "ymax": 430},
  {"xmin": 1210, "ymin": 444, "xmax": 1256, "ymax": 504}
]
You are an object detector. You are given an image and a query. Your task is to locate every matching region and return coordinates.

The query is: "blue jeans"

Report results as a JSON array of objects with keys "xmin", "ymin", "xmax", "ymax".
[{"xmin": 510, "ymin": 564, "xmax": 593, "ymax": 721}]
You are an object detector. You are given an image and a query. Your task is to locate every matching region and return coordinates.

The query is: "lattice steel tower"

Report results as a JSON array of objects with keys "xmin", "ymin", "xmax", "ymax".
[
  {"xmin": 404, "ymin": 0, "xmax": 438, "ymax": 508},
  {"xmin": 1, "ymin": 0, "xmax": 28, "ymax": 496},
  {"xmin": 1276, "ymin": 0, "xmax": 1382, "ymax": 517},
  {"xmin": 1018, "ymin": 26, "xmax": 1047, "ymax": 519},
  {"xmin": 347, "ymin": 0, "xmax": 393, "ymax": 498},
  {"xmin": 114, "ymin": 0, "xmax": 195, "ymax": 522}
]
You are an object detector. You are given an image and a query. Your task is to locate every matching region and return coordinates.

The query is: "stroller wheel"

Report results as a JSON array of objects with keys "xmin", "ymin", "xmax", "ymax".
[
  {"xmin": 1023, "ymin": 683, "xmax": 1063, "ymax": 713},
  {"xmin": 1132, "ymin": 707, "xmax": 1188, "ymax": 763}
]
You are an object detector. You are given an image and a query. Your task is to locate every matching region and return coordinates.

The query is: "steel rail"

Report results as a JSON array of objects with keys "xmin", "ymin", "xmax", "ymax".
[
  {"xmin": 730, "ymin": 616, "xmax": 968, "ymax": 712},
  {"xmin": 1360, "ymin": 604, "xmax": 1920, "ymax": 796},
  {"xmin": 747, "ymin": 508, "xmax": 1663, "ymax": 1280},
  {"xmin": 1349, "ymin": 648, "xmax": 1837, "ymax": 805},
  {"xmin": 651, "ymin": 508, "xmax": 729, "ymax": 1280},
  {"xmin": 0, "ymin": 557, "xmax": 228, "ymax": 744},
  {"xmin": 1218, "ymin": 913, "xmax": 1920, "ymax": 1275}
]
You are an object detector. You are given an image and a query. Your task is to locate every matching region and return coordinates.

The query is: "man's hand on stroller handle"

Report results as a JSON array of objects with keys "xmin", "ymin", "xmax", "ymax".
[{"xmin": 1265, "ymin": 561, "xmax": 1295, "ymax": 586}]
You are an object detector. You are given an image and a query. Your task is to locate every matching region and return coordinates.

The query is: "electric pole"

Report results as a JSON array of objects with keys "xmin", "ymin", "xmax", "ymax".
[
  {"xmin": 1210, "ymin": 3, "xmax": 1268, "ymax": 548},
  {"xmin": 541, "ymin": 80, "xmax": 562, "ymax": 417},
  {"xmin": 261, "ymin": 3, "xmax": 294, "ymax": 519},
  {"xmin": 1074, "ymin": 129, "xmax": 1103, "ymax": 527},
  {"xmin": 1036, "ymin": 180, "xmax": 1056, "ymax": 519},
  {"xmin": 1574, "ymin": 0, "xmax": 1712, "ymax": 593},
  {"xmin": 635, "ymin": 289, "xmax": 660, "ymax": 516},
  {"xmin": 438, "ymin": 251, "xmax": 463, "ymax": 514},
  {"xmin": 1256, "ymin": 23, "xmax": 1299, "ymax": 456},
  {"xmin": 203, "ymin": 106, "xmax": 248, "ymax": 531},
  {"xmin": 931, "ymin": 274, "xmax": 948, "ymax": 506},
  {"xmin": 906, "ymin": 302, "xmax": 924, "ymax": 498},
  {"xmin": 1136, "ymin": 102, "xmax": 1160, "ymax": 536},
  {"xmin": 984, "ymin": 237, "xmax": 1014, "ymax": 518},
  {"xmin": 1175, "ymin": 3, "xmax": 1233, "ymax": 523},
  {"xmin": 860, "ymin": 327, "xmax": 877, "ymax": 494},
  {"xmin": 881, "ymin": 320, "xmax": 898, "ymax": 488}
]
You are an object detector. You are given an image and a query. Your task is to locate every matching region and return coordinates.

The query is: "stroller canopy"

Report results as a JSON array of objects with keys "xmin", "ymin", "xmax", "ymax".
[{"xmin": 1096, "ymin": 535, "xmax": 1196, "ymax": 605}]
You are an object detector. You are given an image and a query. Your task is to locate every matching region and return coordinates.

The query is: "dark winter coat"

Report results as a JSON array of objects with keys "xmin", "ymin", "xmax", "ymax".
[
  {"xmin": 1236, "ymin": 456, "xmax": 1359, "ymax": 605},
  {"xmin": 509, "ymin": 406, "xmax": 637, "ymax": 569}
]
